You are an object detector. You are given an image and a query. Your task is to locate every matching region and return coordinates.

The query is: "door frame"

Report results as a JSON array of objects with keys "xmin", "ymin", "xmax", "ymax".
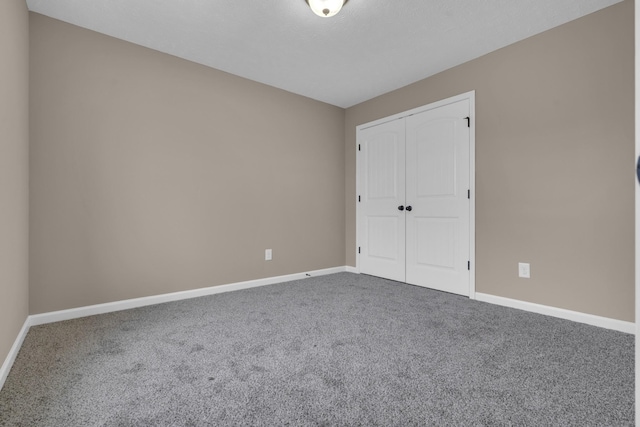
[{"xmin": 355, "ymin": 90, "xmax": 476, "ymax": 299}]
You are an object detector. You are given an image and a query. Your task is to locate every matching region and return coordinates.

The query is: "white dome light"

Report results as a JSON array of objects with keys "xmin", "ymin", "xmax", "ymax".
[{"xmin": 306, "ymin": 0, "xmax": 348, "ymax": 18}]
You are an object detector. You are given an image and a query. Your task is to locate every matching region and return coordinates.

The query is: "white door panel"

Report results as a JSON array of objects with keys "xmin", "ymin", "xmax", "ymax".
[
  {"xmin": 358, "ymin": 119, "xmax": 406, "ymax": 282},
  {"xmin": 414, "ymin": 218, "xmax": 457, "ymax": 269},
  {"xmin": 406, "ymin": 100, "xmax": 470, "ymax": 295}
]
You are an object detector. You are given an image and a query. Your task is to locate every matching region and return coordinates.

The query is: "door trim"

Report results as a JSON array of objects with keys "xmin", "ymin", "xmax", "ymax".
[{"xmin": 355, "ymin": 91, "xmax": 476, "ymax": 299}]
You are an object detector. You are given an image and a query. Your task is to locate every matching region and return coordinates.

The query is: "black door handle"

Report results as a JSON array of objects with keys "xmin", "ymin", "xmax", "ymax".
[
  {"xmin": 406, "ymin": 206, "xmax": 413, "ymax": 212},
  {"xmin": 398, "ymin": 205, "xmax": 404, "ymax": 211}
]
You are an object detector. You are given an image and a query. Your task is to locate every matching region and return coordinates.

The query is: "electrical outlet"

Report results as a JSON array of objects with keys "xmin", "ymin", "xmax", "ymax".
[
  {"xmin": 265, "ymin": 249, "xmax": 272, "ymax": 261},
  {"xmin": 518, "ymin": 262, "xmax": 530, "ymax": 279}
]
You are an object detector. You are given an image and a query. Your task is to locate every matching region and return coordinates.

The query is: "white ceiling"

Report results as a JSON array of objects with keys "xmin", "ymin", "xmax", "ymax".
[{"xmin": 26, "ymin": 0, "xmax": 623, "ymax": 108}]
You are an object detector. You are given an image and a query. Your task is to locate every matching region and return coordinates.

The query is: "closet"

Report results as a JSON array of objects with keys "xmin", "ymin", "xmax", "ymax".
[{"xmin": 356, "ymin": 93, "xmax": 474, "ymax": 296}]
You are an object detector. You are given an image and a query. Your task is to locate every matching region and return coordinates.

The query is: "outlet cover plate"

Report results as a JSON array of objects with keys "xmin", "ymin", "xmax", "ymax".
[{"xmin": 518, "ymin": 262, "xmax": 530, "ymax": 278}]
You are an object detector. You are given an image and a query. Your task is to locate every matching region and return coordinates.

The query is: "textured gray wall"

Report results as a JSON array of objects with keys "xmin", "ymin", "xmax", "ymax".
[
  {"xmin": 0, "ymin": 0, "xmax": 29, "ymax": 366},
  {"xmin": 29, "ymin": 14, "xmax": 345, "ymax": 314},
  {"xmin": 345, "ymin": 1, "xmax": 634, "ymax": 321},
  {"xmin": 24, "ymin": 1, "xmax": 636, "ymax": 325}
]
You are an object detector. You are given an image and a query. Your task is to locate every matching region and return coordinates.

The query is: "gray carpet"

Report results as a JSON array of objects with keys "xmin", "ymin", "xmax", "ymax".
[{"xmin": 0, "ymin": 272, "xmax": 634, "ymax": 426}]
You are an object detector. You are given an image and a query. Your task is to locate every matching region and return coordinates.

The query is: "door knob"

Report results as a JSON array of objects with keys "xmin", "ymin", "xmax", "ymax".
[
  {"xmin": 398, "ymin": 205, "xmax": 405, "ymax": 211},
  {"xmin": 406, "ymin": 206, "xmax": 413, "ymax": 212}
]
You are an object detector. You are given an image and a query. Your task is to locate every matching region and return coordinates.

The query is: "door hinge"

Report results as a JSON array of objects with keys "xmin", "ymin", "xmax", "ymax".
[
  {"xmin": 468, "ymin": 189, "xmax": 470, "ymax": 199},
  {"xmin": 358, "ymin": 195, "xmax": 361, "ymax": 202},
  {"xmin": 358, "ymin": 247, "xmax": 361, "ymax": 254},
  {"xmin": 468, "ymin": 261, "xmax": 470, "ymax": 270},
  {"xmin": 358, "ymin": 144, "xmax": 361, "ymax": 151},
  {"xmin": 464, "ymin": 117, "xmax": 470, "ymax": 128}
]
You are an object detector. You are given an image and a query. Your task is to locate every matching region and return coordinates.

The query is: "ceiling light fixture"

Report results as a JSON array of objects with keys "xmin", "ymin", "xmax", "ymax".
[{"xmin": 305, "ymin": 0, "xmax": 349, "ymax": 18}]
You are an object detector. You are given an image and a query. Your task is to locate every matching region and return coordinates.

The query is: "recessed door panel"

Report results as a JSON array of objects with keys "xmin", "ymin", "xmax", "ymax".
[
  {"xmin": 416, "ymin": 121, "xmax": 456, "ymax": 198},
  {"xmin": 367, "ymin": 216, "xmax": 400, "ymax": 260},
  {"xmin": 367, "ymin": 135, "xmax": 399, "ymax": 200},
  {"xmin": 415, "ymin": 218, "xmax": 457, "ymax": 269}
]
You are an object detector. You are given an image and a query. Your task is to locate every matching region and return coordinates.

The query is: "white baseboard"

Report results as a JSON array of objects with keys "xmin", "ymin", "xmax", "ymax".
[
  {"xmin": 345, "ymin": 266, "xmax": 358, "ymax": 274},
  {"xmin": 475, "ymin": 292, "xmax": 635, "ymax": 334},
  {"xmin": 0, "ymin": 318, "xmax": 30, "ymax": 391},
  {"xmin": 28, "ymin": 266, "xmax": 349, "ymax": 327}
]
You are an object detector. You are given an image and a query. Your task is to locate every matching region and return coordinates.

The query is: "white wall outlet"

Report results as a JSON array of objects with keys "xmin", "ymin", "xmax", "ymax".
[
  {"xmin": 518, "ymin": 262, "xmax": 530, "ymax": 278},
  {"xmin": 265, "ymin": 249, "xmax": 272, "ymax": 261}
]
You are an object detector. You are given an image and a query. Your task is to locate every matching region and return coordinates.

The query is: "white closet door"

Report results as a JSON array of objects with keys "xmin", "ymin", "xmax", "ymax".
[
  {"xmin": 358, "ymin": 118, "xmax": 406, "ymax": 282},
  {"xmin": 405, "ymin": 100, "xmax": 470, "ymax": 296}
]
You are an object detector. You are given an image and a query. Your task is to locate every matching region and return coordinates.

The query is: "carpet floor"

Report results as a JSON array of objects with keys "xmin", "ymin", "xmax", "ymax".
[{"xmin": 0, "ymin": 272, "xmax": 634, "ymax": 426}]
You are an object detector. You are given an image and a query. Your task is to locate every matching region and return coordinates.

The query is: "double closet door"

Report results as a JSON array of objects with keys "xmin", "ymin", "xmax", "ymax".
[{"xmin": 357, "ymin": 99, "xmax": 471, "ymax": 296}]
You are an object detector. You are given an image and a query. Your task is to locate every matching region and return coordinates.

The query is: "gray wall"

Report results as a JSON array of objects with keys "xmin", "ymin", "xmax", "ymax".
[
  {"xmin": 345, "ymin": 0, "xmax": 634, "ymax": 321},
  {"xmin": 0, "ymin": 0, "xmax": 30, "ymax": 365},
  {"xmin": 21, "ymin": 1, "xmax": 638, "ymax": 324},
  {"xmin": 29, "ymin": 14, "xmax": 345, "ymax": 314}
]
